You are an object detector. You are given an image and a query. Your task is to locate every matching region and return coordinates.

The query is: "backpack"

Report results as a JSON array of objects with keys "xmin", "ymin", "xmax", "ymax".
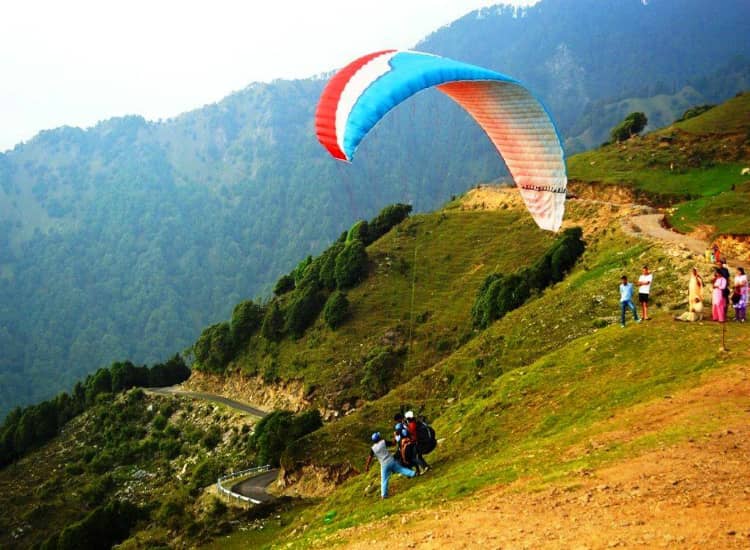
[{"xmin": 416, "ymin": 420, "xmax": 437, "ymax": 455}]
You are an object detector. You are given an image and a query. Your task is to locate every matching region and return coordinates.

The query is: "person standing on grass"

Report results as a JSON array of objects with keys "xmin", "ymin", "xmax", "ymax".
[
  {"xmin": 404, "ymin": 410, "xmax": 430, "ymax": 474},
  {"xmin": 675, "ymin": 267, "xmax": 704, "ymax": 322},
  {"xmin": 365, "ymin": 432, "xmax": 416, "ymax": 499},
  {"xmin": 712, "ymin": 267, "xmax": 728, "ymax": 322},
  {"xmin": 619, "ymin": 275, "xmax": 640, "ymax": 327},
  {"xmin": 718, "ymin": 261, "xmax": 731, "ymax": 318},
  {"xmin": 637, "ymin": 265, "xmax": 653, "ymax": 320},
  {"xmin": 733, "ymin": 267, "xmax": 747, "ymax": 322}
]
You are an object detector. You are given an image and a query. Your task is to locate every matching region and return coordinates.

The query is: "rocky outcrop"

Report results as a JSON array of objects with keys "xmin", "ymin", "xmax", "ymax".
[
  {"xmin": 567, "ymin": 181, "xmax": 638, "ymax": 204},
  {"xmin": 275, "ymin": 463, "xmax": 358, "ymax": 498},
  {"xmin": 713, "ymin": 234, "xmax": 750, "ymax": 263},
  {"xmin": 184, "ymin": 371, "xmax": 308, "ymax": 413}
]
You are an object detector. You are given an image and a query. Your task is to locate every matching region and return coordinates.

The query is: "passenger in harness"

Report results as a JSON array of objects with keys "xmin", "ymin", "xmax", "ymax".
[{"xmin": 404, "ymin": 410, "xmax": 430, "ymax": 474}]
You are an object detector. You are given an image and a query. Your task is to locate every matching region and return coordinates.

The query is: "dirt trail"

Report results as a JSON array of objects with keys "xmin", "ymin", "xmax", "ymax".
[
  {"xmin": 330, "ymin": 365, "xmax": 750, "ymax": 549},
  {"xmin": 625, "ymin": 214, "xmax": 708, "ymax": 257},
  {"xmin": 462, "ymin": 185, "xmax": 712, "ymax": 258}
]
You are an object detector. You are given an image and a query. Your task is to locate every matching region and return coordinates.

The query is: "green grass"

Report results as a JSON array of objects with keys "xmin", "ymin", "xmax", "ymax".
[
  {"xmin": 668, "ymin": 181, "xmax": 750, "ymax": 235},
  {"xmin": 671, "ymin": 91, "xmax": 750, "ymax": 135},
  {"xmin": 569, "ymin": 152, "xmax": 745, "ymax": 198},
  {"xmin": 246, "ymin": 314, "xmax": 748, "ymax": 549},
  {"xmin": 234, "ymin": 210, "xmax": 554, "ymax": 408},
  {"xmin": 568, "ymin": 91, "xmax": 750, "ymax": 202},
  {"xmin": 221, "ymin": 219, "xmax": 750, "ymax": 548}
]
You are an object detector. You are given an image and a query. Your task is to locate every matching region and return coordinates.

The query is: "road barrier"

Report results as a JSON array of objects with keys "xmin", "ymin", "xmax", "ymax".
[{"xmin": 217, "ymin": 464, "xmax": 271, "ymax": 504}]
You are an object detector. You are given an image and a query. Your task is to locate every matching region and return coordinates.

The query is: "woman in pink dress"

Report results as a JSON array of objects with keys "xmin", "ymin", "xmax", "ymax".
[
  {"xmin": 733, "ymin": 267, "xmax": 748, "ymax": 322},
  {"xmin": 712, "ymin": 267, "xmax": 727, "ymax": 322}
]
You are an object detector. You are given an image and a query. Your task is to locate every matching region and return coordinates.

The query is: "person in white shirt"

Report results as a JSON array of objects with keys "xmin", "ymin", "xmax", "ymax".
[
  {"xmin": 637, "ymin": 265, "xmax": 653, "ymax": 321},
  {"xmin": 365, "ymin": 432, "xmax": 416, "ymax": 498}
]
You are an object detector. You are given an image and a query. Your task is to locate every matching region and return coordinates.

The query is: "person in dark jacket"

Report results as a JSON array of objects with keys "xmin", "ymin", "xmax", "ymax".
[
  {"xmin": 404, "ymin": 410, "xmax": 430, "ymax": 474},
  {"xmin": 718, "ymin": 261, "xmax": 731, "ymax": 317}
]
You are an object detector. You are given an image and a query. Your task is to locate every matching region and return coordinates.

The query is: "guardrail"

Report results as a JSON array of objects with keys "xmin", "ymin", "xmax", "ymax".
[{"xmin": 217, "ymin": 465, "xmax": 272, "ymax": 504}]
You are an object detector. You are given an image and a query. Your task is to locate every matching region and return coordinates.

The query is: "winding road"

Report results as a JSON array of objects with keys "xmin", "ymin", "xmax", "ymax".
[
  {"xmin": 146, "ymin": 386, "xmax": 278, "ymax": 502},
  {"xmin": 230, "ymin": 469, "xmax": 280, "ymax": 504},
  {"xmin": 146, "ymin": 386, "xmax": 268, "ymax": 417}
]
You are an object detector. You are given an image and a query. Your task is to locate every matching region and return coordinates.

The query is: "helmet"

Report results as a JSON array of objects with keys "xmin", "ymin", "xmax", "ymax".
[
  {"xmin": 404, "ymin": 410, "xmax": 414, "ymax": 419},
  {"xmin": 371, "ymin": 432, "xmax": 381, "ymax": 442},
  {"xmin": 401, "ymin": 428, "xmax": 410, "ymax": 438}
]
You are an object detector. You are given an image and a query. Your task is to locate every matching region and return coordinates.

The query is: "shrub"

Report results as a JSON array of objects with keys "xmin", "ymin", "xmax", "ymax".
[
  {"xmin": 251, "ymin": 410, "xmax": 322, "ymax": 467},
  {"xmin": 110, "ymin": 361, "xmax": 148, "ymax": 393},
  {"xmin": 251, "ymin": 411, "xmax": 294, "ymax": 467},
  {"xmin": 201, "ymin": 426, "xmax": 222, "ymax": 450},
  {"xmin": 193, "ymin": 322, "xmax": 233, "ymax": 373},
  {"xmin": 470, "ymin": 274, "xmax": 504, "ymax": 330},
  {"xmin": 472, "ymin": 227, "xmax": 585, "ymax": 329},
  {"xmin": 261, "ymin": 301, "xmax": 285, "ymax": 342},
  {"xmin": 85, "ymin": 368, "xmax": 113, "ymax": 405},
  {"xmin": 676, "ymin": 104, "xmax": 714, "ymax": 122},
  {"xmin": 291, "ymin": 256, "xmax": 313, "ymax": 285},
  {"xmin": 347, "ymin": 220, "xmax": 370, "ymax": 243},
  {"xmin": 610, "ymin": 112, "xmax": 648, "ymax": 142},
  {"xmin": 273, "ymin": 274, "xmax": 295, "ymax": 296},
  {"xmin": 360, "ymin": 347, "xmax": 405, "ymax": 400},
  {"xmin": 262, "ymin": 358, "xmax": 280, "ymax": 384},
  {"xmin": 189, "ymin": 458, "xmax": 223, "ymax": 495},
  {"xmin": 285, "ymin": 284, "xmax": 325, "ymax": 338},
  {"xmin": 367, "ymin": 204, "xmax": 412, "ymax": 244},
  {"xmin": 57, "ymin": 500, "xmax": 140, "ymax": 550},
  {"xmin": 334, "ymin": 239, "xmax": 368, "ymax": 289},
  {"xmin": 81, "ymin": 474, "xmax": 115, "ymax": 507},
  {"xmin": 147, "ymin": 354, "xmax": 190, "ymax": 387},
  {"xmin": 155, "ymin": 494, "xmax": 189, "ymax": 530},
  {"xmin": 231, "ymin": 299, "xmax": 264, "ymax": 346},
  {"xmin": 318, "ymin": 242, "xmax": 345, "ymax": 290},
  {"xmin": 323, "ymin": 291, "xmax": 349, "ymax": 329}
]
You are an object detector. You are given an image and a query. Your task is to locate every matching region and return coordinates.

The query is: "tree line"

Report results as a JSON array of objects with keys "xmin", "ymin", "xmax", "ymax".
[
  {"xmin": 472, "ymin": 227, "xmax": 586, "ymax": 329},
  {"xmin": 192, "ymin": 204, "xmax": 413, "ymax": 374},
  {"xmin": 0, "ymin": 354, "xmax": 190, "ymax": 468}
]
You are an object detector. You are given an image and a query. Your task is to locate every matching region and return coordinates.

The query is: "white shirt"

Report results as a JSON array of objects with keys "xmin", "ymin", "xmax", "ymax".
[{"xmin": 638, "ymin": 273, "xmax": 653, "ymax": 294}]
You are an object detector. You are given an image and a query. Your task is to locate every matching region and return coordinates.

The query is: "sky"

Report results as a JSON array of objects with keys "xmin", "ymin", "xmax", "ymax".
[{"xmin": 0, "ymin": 0, "xmax": 537, "ymax": 152}]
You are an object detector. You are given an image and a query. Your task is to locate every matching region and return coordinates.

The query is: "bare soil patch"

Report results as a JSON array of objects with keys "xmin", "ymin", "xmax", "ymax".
[{"xmin": 330, "ymin": 364, "xmax": 750, "ymax": 549}]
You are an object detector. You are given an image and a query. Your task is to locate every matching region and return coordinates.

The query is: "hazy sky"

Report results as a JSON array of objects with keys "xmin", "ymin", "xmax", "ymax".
[{"xmin": 0, "ymin": 0, "xmax": 538, "ymax": 151}]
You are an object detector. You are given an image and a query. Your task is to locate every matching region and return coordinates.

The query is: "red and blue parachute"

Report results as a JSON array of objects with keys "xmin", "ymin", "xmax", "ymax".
[{"xmin": 315, "ymin": 50, "xmax": 567, "ymax": 232}]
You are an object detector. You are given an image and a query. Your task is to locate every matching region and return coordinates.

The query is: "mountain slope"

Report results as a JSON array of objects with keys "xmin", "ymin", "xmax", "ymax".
[
  {"xmin": 568, "ymin": 91, "xmax": 750, "ymax": 239},
  {"xmin": 2, "ymin": 0, "xmax": 750, "ymax": 419},
  {"xmin": 210, "ymin": 193, "xmax": 750, "ymax": 548}
]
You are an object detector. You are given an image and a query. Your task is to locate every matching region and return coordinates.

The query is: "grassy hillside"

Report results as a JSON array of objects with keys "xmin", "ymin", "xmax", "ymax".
[
  {"xmin": 0, "ymin": 390, "xmax": 258, "ymax": 549},
  {"xmin": 214, "ymin": 196, "xmax": 750, "ymax": 548},
  {"xmin": 230, "ymin": 209, "xmax": 554, "ymax": 412},
  {"xmin": 4, "ymin": 189, "xmax": 748, "ymax": 548},
  {"xmin": 569, "ymin": 92, "xmax": 750, "ymax": 240},
  {"xmin": 568, "ymin": 92, "xmax": 749, "ymax": 199}
]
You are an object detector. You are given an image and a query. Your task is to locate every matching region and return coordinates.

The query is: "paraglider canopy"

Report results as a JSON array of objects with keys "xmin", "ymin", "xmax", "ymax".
[{"xmin": 315, "ymin": 50, "xmax": 567, "ymax": 232}]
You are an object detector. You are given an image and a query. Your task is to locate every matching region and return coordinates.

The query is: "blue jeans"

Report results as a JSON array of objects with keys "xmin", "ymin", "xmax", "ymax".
[
  {"xmin": 380, "ymin": 458, "xmax": 416, "ymax": 497},
  {"xmin": 621, "ymin": 300, "xmax": 638, "ymax": 324}
]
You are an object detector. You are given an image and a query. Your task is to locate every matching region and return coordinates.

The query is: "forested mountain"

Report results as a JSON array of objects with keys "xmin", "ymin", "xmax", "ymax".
[{"xmin": 1, "ymin": 0, "xmax": 749, "ymax": 419}]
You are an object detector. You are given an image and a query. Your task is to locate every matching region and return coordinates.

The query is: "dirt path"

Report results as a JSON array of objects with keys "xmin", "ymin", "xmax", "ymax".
[
  {"xmin": 625, "ymin": 213, "xmax": 708, "ymax": 257},
  {"xmin": 146, "ymin": 386, "xmax": 268, "ymax": 418},
  {"xmin": 330, "ymin": 365, "xmax": 750, "ymax": 549}
]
